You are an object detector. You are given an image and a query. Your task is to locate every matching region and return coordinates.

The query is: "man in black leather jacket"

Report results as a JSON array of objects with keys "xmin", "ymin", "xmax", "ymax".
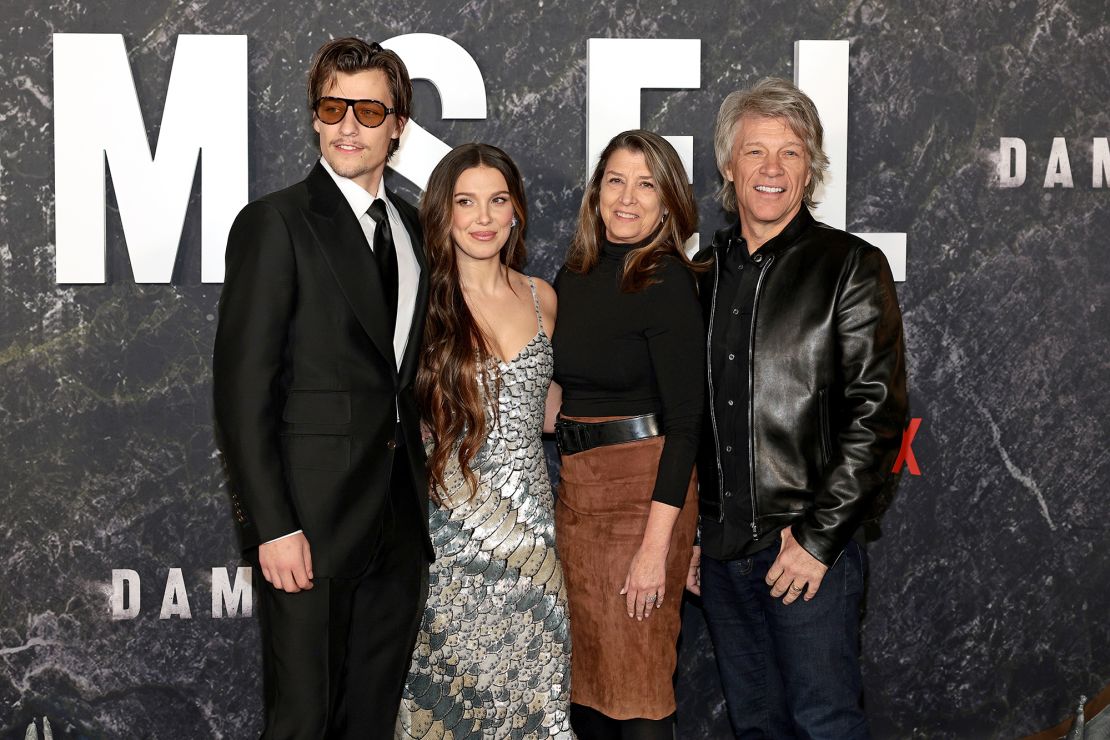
[{"xmin": 687, "ymin": 78, "xmax": 908, "ymax": 739}]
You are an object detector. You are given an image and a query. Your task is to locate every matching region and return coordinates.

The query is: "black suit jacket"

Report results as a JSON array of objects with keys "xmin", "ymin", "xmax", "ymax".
[{"xmin": 213, "ymin": 162, "xmax": 432, "ymax": 577}]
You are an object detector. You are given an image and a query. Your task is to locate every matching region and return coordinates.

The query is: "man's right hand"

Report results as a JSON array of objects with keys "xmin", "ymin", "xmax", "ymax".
[{"xmin": 258, "ymin": 532, "xmax": 314, "ymax": 592}]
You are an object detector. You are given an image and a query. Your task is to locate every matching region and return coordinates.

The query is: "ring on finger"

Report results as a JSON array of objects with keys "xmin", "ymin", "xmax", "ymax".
[
  {"xmin": 645, "ymin": 593, "xmax": 658, "ymax": 603},
  {"xmin": 789, "ymin": 583, "xmax": 804, "ymax": 592}
]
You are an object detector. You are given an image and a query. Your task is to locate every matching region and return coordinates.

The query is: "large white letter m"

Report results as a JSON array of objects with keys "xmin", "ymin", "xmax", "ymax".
[{"xmin": 53, "ymin": 34, "xmax": 246, "ymax": 283}]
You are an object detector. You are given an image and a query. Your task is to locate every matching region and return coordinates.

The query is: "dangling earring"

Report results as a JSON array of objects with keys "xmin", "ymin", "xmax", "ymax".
[
  {"xmin": 511, "ymin": 216, "xmax": 519, "ymax": 228},
  {"xmin": 661, "ymin": 211, "xmax": 669, "ymax": 223}
]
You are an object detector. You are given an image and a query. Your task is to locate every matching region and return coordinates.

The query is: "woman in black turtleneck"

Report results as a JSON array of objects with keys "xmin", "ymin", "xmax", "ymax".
[{"xmin": 551, "ymin": 130, "xmax": 706, "ymax": 739}]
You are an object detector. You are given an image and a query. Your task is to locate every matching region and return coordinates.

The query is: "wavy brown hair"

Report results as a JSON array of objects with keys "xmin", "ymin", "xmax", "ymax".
[
  {"xmin": 416, "ymin": 143, "xmax": 528, "ymax": 502},
  {"xmin": 565, "ymin": 130, "xmax": 705, "ymax": 291}
]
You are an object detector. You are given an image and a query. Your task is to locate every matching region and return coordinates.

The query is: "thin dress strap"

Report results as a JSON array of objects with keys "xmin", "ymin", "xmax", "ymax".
[{"xmin": 526, "ymin": 276, "xmax": 544, "ymax": 334}]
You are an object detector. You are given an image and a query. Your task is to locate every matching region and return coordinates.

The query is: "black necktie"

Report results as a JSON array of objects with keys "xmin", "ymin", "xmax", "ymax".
[{"xmin": 366, "ymin": 199, "xmax": 398, "ymax": 330}]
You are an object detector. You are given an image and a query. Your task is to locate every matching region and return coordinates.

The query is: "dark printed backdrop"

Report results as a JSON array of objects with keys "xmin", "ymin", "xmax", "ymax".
[{"xmin": 2, "ymin": 1, "xmax": 1108, "ymax": 737}]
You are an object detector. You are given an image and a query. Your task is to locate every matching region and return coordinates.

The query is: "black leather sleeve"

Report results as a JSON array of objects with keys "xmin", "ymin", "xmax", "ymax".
[
  {"xmin": 213, "ymin": 200, "xmax": 300, "ymax": 547},
  {"xmin": 794, "ymin": 245, "xmax": 908, "ymax": 566}
]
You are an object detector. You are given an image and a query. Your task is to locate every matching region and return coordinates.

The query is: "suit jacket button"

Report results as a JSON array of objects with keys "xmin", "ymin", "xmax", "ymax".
[{"xmin": 386, "ymin": 439, "xmax": 397, "ymax": 450}]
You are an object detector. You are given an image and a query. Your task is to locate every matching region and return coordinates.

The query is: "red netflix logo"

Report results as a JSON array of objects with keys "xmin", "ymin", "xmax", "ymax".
[{"xmin": 892, "ymin": 418, "xmax": 922, "ymax": 475}]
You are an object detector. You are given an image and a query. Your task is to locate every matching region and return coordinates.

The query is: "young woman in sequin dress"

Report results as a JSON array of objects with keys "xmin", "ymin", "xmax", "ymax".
[{"xmin": 396, "ymin": 143, "xmax": 571, "ymax": 739}]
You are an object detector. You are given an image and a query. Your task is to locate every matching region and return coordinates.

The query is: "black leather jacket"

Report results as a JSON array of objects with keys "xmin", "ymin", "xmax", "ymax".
[{"xmin": 695, "ymin": 209, "xmax": 908, "ymax": 566}]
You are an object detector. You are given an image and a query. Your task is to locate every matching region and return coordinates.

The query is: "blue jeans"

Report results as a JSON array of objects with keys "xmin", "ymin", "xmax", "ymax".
[{"xmin": 700, "ymin": 538, "xmax": 869, "ymax": 740}]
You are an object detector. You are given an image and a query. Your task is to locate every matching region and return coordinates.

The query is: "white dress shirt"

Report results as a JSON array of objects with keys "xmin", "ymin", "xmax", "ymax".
[{"xmin": 319, "ymin": 157, "xmax": 420, "ymax": 367}]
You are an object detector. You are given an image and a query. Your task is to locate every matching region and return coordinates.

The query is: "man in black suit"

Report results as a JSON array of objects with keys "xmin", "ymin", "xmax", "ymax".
[{"xmin": 213, "ymin": 37, "xmax": 431, "ymax": 738}]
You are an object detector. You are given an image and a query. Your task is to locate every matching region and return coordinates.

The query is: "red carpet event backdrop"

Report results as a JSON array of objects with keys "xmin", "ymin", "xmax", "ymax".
[{"xmin": 1, "ymin": 1, "xmax": 1107, "ymax": 737}]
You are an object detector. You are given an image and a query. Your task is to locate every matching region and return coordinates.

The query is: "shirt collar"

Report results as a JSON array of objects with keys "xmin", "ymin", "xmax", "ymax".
[
  {"xmin": 319, "ymin": 157, "xmax": 386, "ymax": 218},
  {"xmin": 723, "ymin": 205, "xmax": 815, "ymax": 258}
]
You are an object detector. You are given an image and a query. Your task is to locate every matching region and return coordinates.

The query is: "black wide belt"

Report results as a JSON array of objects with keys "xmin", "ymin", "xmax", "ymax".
[{"xmin": 554, "ymin": 413, "xmax": 661, "ymax": 456}]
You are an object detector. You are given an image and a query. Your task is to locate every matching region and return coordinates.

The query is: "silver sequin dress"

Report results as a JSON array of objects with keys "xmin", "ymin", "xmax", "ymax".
[{"xmin": 397, "ymin": 279, "xmax": 572, "ymax": 739}]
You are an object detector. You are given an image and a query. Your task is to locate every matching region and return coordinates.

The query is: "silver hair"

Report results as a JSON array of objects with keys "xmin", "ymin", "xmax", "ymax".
[{"xmin": 713, "ymin": 77, "xmax": 830, "ymax": 213}]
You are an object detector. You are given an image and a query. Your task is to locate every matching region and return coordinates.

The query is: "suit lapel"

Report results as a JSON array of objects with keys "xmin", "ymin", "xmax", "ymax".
[
  {"xmin": 303, "ymin": 163, "xmax": 396, "ymax": 371},
  {"xmin": 391, "ymin": 190, "xmax": 428, "ymax": 387}
]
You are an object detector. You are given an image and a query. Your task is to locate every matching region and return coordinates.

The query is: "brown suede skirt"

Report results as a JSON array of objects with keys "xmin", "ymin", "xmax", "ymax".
[{"xmin": 555, "ymin": 417, "xmax": 698, "ymax": 720}]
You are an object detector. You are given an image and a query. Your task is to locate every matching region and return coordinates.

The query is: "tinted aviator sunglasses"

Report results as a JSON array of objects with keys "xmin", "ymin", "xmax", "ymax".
[{"xmin": 314, "ymin": 96, "xmax": 396, "ymax": 128}]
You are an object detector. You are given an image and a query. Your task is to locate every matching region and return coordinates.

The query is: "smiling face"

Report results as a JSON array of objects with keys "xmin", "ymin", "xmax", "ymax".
[
  {"xmin": 598, "ymin": 148, "xmax": 663, "ymax": 244},
  {"xmin": 312, "ymin": 69, "xmax": 403, "ymax": 195},
  {"xmin": 726, "ymin": 114, "xmax": 812, "ymax": 249},
  {"xmin": 451, "ymin": 165, "xmax": 515, "ymax": 263}
]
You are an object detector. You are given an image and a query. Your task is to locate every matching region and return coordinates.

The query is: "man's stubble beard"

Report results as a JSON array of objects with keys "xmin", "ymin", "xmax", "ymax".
[{"xmin": 325, "ymin": 150, "xmax": 379, "ymax": 183}]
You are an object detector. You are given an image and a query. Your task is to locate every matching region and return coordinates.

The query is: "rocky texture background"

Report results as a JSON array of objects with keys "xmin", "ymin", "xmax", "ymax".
[{"xmin": 2, "ymin": 1, "xmax": 1107, "ymax": 737}]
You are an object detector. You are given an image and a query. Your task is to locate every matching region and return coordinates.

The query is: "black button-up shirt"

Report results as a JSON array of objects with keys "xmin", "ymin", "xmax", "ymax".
[{"xmin": 700, "ymin": 221, "xmax": 794, "ymax": 560}]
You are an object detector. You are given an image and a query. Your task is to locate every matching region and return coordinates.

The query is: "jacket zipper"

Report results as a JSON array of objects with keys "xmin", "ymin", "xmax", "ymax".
[
  {"xmin": 706, "ymin": 247, "xmax": 726, "ymax": 522},
  {"xmin": 747, "ymin": 253, "xmax": 775, "ymax": 539},
  {"xmin": 818, "ymin": 388, "xmax": 832, "ymax": 465}
]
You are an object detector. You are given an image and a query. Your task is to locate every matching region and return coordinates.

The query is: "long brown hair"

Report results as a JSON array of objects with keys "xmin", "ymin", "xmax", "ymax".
[
  {"xmin": 416, "ymin": 143, "xmax": 528, "ymax": 502},
  {"xmin": 565, "ymin": 130, "xmax": 704, "ymax": 291}
]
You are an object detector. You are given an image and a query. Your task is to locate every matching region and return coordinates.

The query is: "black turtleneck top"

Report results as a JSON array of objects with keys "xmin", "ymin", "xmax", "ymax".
[{"xmin": 552, "ymin": 237, "xmax": 705, "ymax": 508}]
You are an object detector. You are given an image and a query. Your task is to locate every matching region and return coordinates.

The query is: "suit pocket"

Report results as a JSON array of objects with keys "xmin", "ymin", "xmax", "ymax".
[
  {"xmin": 283, "ymin": 433, "xmax": 350, "ymax": 472},
  {"xmin": 282, "ymin": 390, "xmax": 351, "ymax": 424}
]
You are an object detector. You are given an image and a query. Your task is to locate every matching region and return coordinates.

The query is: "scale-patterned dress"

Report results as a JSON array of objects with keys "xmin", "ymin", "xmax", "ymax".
[{"xmin": 397, "ymin": 279, "xmax": 572, "ymax": 739}]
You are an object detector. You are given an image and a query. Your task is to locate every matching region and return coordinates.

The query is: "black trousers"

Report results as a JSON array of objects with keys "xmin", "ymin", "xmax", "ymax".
[{"xmin": 255, "ymin": 453, "xmax": 428, "ymax": 739}]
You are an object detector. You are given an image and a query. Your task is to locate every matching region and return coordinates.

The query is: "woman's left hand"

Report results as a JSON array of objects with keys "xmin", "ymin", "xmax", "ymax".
[{"xmin": 620, "ymin": 544, "xmax": 669, "ymax": 620}]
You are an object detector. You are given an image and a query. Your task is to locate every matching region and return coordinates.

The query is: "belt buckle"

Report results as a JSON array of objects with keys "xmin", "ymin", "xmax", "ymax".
[
  {"xmin": 572, "ymin": 423, "xmax": 590, "ymax": 453},
  {"xmin": 554, "ymin": 420, "xmax": 588, "ymax": 456},
  {"xmin": 554, "ymin": 419, "xmax": 569, "ymax": 455}
]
